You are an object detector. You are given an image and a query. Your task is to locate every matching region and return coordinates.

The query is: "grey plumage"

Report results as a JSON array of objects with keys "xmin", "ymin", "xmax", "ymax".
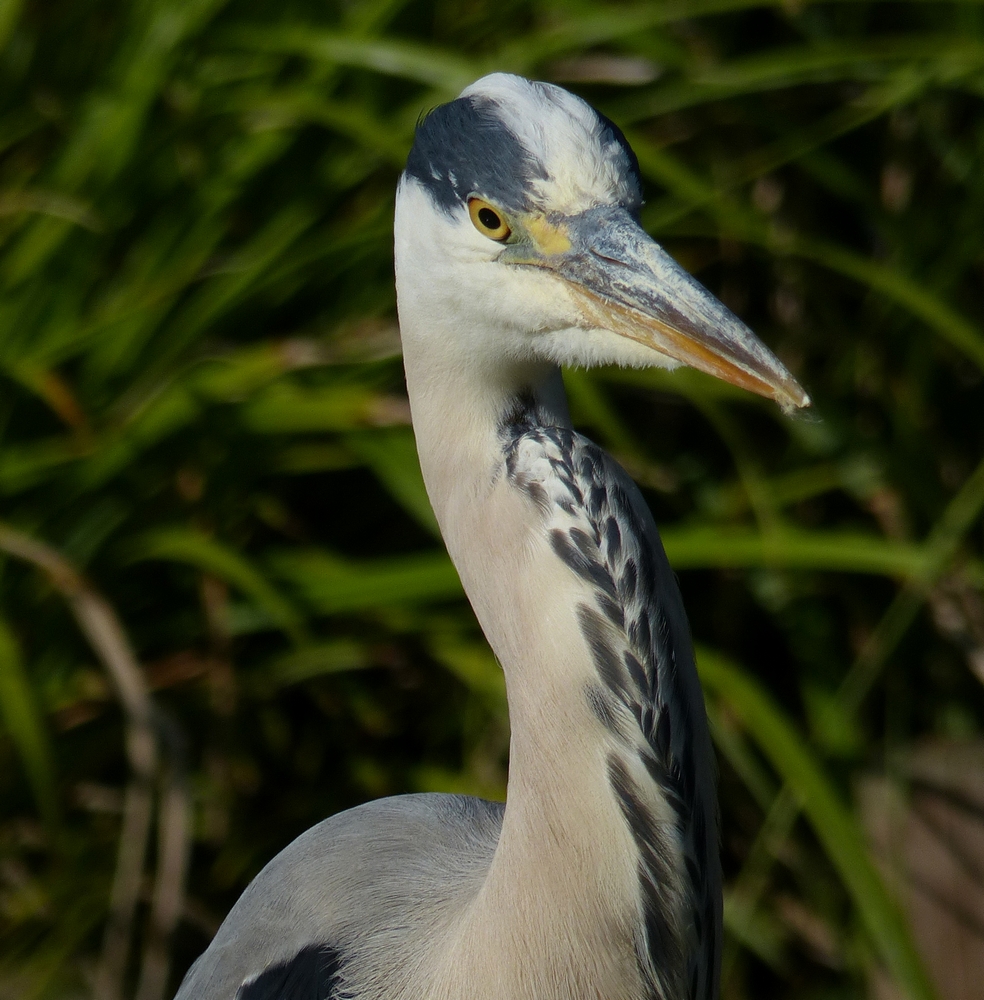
[{"xmin": 178, "ymin": 795, "xmax": 503, "ymax": 998}]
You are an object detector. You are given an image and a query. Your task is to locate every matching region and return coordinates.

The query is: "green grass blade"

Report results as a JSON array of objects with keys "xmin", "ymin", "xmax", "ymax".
[
  {"xmin": 0, "ymin": 0, "xmax": 23, "ymax": 49},
  {"xmin": 152, "ymin": 203, "xmax": 317, "ymax": 373},
  {"xmin": 127, "ymin": 527, "xmax": 307, "ymax": 642},
  {"xmin": 241, "ymin": 380, "xmax": 386, "ymax": 434},
  {"xmin": 615, "ymin": 37, "xmax": 984, "ymax": 121},
  {"xmin": 345, "ymin": 428, "xmax": 440, "ymax": 538},
  {"xmin": 223, "ymin": 91, "xmax": 411, "ymax": 165},
  {"xmin": 697, "ymin": 646, "xmax": 937, "ymax": 1000},
  {"xmin": 496, "ymin": 0, "xmax": 882, "ymax": 72},
  {"xmin": 0, "ymin": 616, "xmax": 58, "ymax": 827},
  {"xmin": 2, "ymin": 0, "xmax": 233, "ymax": 284},
  {"xmin": 229, "ymin": 27, "xmax": 476, "ymax": 93},
  {"xmin": 270, "ymin": 548, "xmax": 462, "ymax": 614},
  {"xmin": 662, "ymin": 525, "xmax": 933, "ymax": 579},
  {"xmin": 0, "ymin": 436, "xmax": 90, "ymax": 495},
  {"xmin": 251, "ymin": 639, "xmax": 371, "ymax": 692},
  {"xmin": 427, "ymin": 630, "xmax": 506, "ymax": 708},
  {"xmin": 789, "ymin": 233, "xmax": 984, "ymax": 372},
  {"xmin": 74, "ymin": 385, "xmax": 201, "ymax": 491}
]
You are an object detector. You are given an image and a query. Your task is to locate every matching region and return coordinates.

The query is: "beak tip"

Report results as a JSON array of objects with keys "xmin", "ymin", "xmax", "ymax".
[{"xmin": 776, "ymin": 381, "xmax": 811, "ymax": 414}]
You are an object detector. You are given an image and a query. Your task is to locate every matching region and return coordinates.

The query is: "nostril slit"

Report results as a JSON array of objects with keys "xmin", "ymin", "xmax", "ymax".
[{"xmin": 591, "ymin": 249, "xmax": 624, "ymax": 265}]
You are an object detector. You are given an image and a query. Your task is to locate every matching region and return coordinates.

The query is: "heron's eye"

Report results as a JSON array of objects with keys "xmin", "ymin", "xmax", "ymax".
[{"xmin": 468, "ymin": 198, "xmax": 512, "ymax": 241}]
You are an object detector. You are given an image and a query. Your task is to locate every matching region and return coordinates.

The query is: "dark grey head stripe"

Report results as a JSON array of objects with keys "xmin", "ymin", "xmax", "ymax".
[{"xmin": 405, "ymin": 96, "xmax": 547, "ymax": 213}]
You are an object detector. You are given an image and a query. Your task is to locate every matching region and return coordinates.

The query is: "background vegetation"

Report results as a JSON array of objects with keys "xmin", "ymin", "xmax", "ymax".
[{"xmin": 1, "ymin": 0, "xmax": 983, "ymax": 997}]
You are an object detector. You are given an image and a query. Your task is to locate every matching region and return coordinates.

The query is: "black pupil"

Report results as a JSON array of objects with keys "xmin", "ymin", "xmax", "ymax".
[{"xmin": 478, "ymin": 207, "xmax": 501, "ymax": 230}]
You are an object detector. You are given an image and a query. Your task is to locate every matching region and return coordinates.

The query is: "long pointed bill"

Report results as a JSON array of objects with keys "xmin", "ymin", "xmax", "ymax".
[{"xmin": 510, "ymin": 206, "xmax": 810, "ymax": 412}]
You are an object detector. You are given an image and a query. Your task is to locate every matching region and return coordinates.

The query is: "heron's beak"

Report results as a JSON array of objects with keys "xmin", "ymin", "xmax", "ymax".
[{"xmin": 506, "ymin": 206, "xmax": 810, "ymax": 411}]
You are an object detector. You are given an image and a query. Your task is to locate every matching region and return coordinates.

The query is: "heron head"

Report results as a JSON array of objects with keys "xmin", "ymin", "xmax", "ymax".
[{"xmin": 395, "ymin": 73, "xmax": 809, "ymax": 412}]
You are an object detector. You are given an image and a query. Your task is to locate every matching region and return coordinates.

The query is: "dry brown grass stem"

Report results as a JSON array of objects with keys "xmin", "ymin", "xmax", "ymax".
[{"xmin": 0, "ymin": 521, "xmax": 189, "ymax": 1000}]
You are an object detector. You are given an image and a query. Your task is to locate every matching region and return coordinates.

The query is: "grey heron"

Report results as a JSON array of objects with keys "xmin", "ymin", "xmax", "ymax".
[{"xmin": 175, "ymin": 73, "xmax": 808, "ymax": 1000}]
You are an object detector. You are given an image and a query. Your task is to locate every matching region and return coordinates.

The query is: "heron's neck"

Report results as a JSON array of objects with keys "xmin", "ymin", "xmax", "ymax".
[
  {"xmin": 403, "ymin": 341, "xmax": 652, "ymax": 998},
  {"xmin": 404, "ymin": 343, "xmax": 569, "ymax": 514},
  {"xmin": 403, "ymin": 341, "xmax": 605, "ymax": 779}
]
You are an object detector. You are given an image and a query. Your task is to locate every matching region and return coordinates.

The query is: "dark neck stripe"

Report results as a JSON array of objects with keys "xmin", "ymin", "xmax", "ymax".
[
  {"xmin": 501, "ymin": 406, "xmax": 720, "ymax": 1000},
  {"xmin": 608, "ymin": 754, "xmax": 688, "ymax": 1000}
]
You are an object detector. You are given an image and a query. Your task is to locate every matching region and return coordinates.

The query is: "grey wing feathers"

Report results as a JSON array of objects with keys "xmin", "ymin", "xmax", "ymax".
[{"xmin": 176, "ymin": 793, "xmax": 503, "ymax": 1000}]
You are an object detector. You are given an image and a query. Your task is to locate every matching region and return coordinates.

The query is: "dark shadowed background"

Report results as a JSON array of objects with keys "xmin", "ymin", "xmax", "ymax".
[{"xmin": 1, "ymin": 1, "xmax": 983, "ymax": 998}]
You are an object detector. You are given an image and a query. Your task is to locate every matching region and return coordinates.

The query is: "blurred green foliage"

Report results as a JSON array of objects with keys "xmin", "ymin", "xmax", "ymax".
[{"xmin": 1, "ymin": 0, "xmax": 983, "ymax": 997}]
